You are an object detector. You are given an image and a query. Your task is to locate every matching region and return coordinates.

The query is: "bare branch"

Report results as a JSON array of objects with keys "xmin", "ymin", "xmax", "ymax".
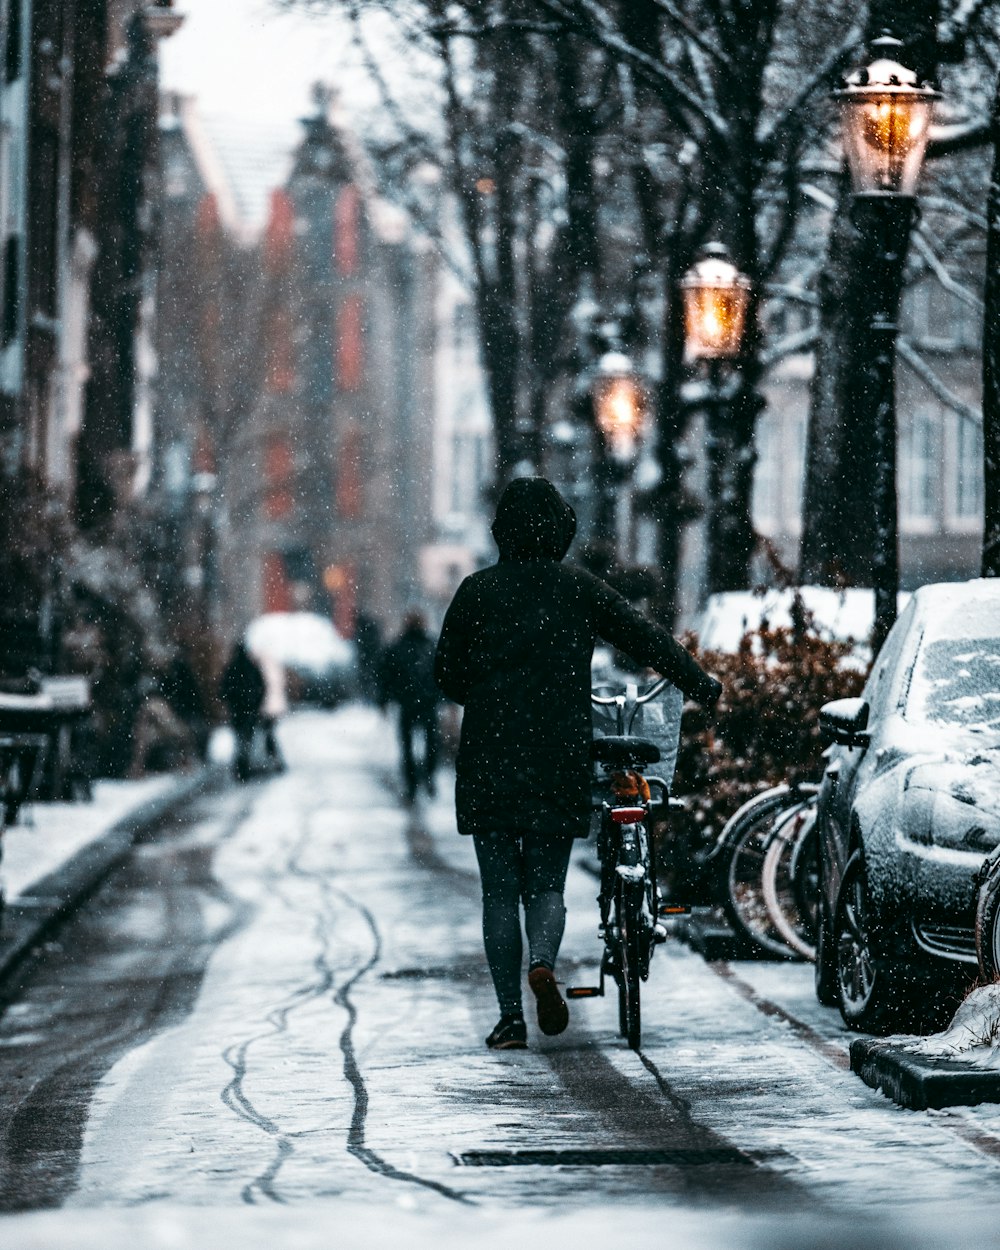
[
  {"xmin": 758, "ymin": 23, "xmax": 863, "ymax": 157},
  {"xmin": 919, "ymin": 195, "xmax": 989, "ymax": 232},
  {"xmin": 926, "ymin": 118, "xmax": 992, "ymax": 158},
  {"xmin": 533, "ymin": 0, "xmax": 731, "ymax": 147},
  {"xmin": 764, "ymin": 284, "xmax": 820, "ymax": 306},
  {"xmin": 910, "ymin": 228, "xmax": 986, "ymax": 312},
  {"xmin": 649, "ymin": 0, "xmax": 737, "ymax": 74},
  {"xmin": 897, "ymin": 338, "xmax": 982, "ymax": 425},
  {"xmin": 760, "ymin": 326, "xmax": 819, "ymax": 369}
]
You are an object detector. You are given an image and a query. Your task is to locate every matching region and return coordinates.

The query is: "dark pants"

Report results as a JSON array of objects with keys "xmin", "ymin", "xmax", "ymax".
[
  {"xmin": 233, "ymin": 723, "xmax": 255, "ymax": 781},
  {"xmin": 399, "ymin": 705, "xmax": 439, "ymax": 799},
  {"xmin": 472, "ymin": 831, "xmax": 576, "ymax": 1018},
  {"xmin": 262, "ymin": 716, "xmax": 284, "ymax": 770}
]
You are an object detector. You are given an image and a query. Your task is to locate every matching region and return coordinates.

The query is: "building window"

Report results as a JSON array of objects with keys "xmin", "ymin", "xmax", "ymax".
[
  {"xmin": 787, "ymin": 412, "xmax": 806, "ymax": 532},
  {"xmin": 904, "ymin": 277, "xmax": 981, "ymax": 352},
  {"xmin": 265, "ymin": 305, "xmax": 295, "ymax": 393},
  {"xmin": 450, "ymin": 430, "xmax": 487, "ymax": 516},
  {"xmin": 900, "ymin": 406, "xmax": 938, "ymax": 529},
  {"xmin": 264, "ymin": 435, "xmax": 294, "ymax": 520},
  {"xmin": 334, "ymin": 186, "xmax": 360, "ymax": 277},
  {"xmin": 947, "ymin": 412, "xmax": 982, "ymax": 528},
  {"xmin": 337, "ymin": 425, "xmax": 363, "ymax": 519},
  {"xmin": 262, "ymin": 551, "xmax": 293, "ymax": 613},
  {"xmin": 336, "ymin": 293, "xmax": 364, "ymax": 392},
  {"xmin": 752, "ymin": 412, "xmax": 780, "ymax": 532}
]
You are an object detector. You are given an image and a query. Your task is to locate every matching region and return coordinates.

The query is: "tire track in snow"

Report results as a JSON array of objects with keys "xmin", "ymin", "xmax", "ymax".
[
  {"xmin": 220, "ymin": 784, "xmax": 472, "ymax": 1206},
  {"xmin": 328, "ymin": 881, "xmax": 473, "ymax": 1205},
  {"xmin": 220, "ymin": 800, "xmax": 340, "ymax": 1205}
]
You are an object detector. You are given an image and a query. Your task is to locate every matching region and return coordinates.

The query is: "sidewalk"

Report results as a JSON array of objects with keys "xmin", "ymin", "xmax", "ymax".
[{"xmin": 0, "ymin": 768, "xmax": 214, "ymax": 984}]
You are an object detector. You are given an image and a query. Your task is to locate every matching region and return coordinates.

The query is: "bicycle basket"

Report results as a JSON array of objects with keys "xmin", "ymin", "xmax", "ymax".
[{"xmin": 591, "ymin": 681, "xmax": 683, "ymax": 791}]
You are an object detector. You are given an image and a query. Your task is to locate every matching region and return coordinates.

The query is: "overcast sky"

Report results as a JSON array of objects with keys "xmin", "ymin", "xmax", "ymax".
[{"xmin": 159, "ymin": 0, "xmax": 357, "ymax": 125}]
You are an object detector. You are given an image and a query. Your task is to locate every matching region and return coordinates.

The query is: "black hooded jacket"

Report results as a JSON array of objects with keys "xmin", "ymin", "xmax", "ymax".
[{"xmin": 434, "ymin": 478, "xmax": 721, "ymax": 839}]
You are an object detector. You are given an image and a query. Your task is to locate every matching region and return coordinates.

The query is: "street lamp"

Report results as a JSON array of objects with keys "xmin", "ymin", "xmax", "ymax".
[
  {"xmin": 591, "ymin": 347, "xmax": 648, "ymax": 563},
  {"xmin": 837, "ymin": 35, "xmax": 938, "ymax": 196},
  {"xmin": 592, "ymin": 349, "xmax": 647, "ymax": 461},
  {"xmin": 680, "ymin": 243, "xmax": 752, "ymax": 364},
  {"xmin": 834, "ymin": 35, "xmax": 938, "ymax": 651},
  {"xmin": 680, "ymin": 243, "xmax": 753, "ymax": 596}
]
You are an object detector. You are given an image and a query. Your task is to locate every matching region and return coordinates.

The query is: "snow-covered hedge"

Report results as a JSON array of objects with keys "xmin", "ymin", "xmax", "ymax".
[{"xmin": 666, "ymin": 618, "xmax": 866, "ymax": 894}]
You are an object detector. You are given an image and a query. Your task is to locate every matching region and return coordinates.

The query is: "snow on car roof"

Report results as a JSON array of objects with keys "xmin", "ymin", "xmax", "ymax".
[
  {"xmin": 912, "ymin": 578, "xmax": 1000, "ymax": 643},
  {"xmin": 906, "ymin": 581, "xmax": 1000, "ymax": 738}
]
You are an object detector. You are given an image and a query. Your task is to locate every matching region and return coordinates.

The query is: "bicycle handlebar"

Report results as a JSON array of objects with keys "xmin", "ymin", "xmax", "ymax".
[{"xmin": 590, "ymin": 676, "xmax": 671, "ymax": 707}]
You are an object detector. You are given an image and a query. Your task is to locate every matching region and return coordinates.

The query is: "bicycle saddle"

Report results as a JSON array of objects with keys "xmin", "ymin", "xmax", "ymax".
[{"xmin": 590, "ymin": 736, "xmax": 661, "ymax": 765}]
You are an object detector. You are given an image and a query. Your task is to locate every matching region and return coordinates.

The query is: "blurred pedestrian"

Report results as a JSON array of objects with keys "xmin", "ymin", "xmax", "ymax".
[
  {"xmin": 434, "ymin": 477, "xmax": 722, "ymax": 1050},
  {"xmin": 380, "ymin": 610, "xmax": 441, "ymax": 803},
  {"xmin": 219, "ymin": 642, "xmax": 266, "ymax": 781},
  {"xmin": 161, "ymin": 650, "xmax": 210, "ymax": 761}
]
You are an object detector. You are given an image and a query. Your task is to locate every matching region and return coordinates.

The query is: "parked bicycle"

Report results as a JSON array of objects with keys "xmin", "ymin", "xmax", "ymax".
[
  {"xmin": 568, "ymin": 678, "xmax": 684, "ymax": 1050},
  {"xmin": 708, "ymin": 782, "xmax": 820, "ymax": 960}
]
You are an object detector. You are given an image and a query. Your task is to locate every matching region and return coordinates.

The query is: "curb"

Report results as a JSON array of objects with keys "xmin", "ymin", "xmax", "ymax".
[
  {"xmin": 851, "ymin": 1037, "xmax": 1000, "ymax": 1110},
  {"xmin": 0, "ymin": 767, "xmax": 220, "ymax": 989}
]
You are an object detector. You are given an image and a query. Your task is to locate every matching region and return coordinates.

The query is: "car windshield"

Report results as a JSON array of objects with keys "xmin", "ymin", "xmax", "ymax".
[{"xmin": 907, "ymin": 630, "xmax": 1000, "ymax": 733}]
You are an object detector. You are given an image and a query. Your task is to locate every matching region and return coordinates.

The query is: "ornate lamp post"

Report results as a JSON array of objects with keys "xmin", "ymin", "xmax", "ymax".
[
  {"xmin": 592, "ymin": 347, "xmax": 648, "ymax": 563},
  {"xmin": 835, "ymin": 35, "xmax": 938, "ymax": 650},
  {"xmin": 680, "ymin": 243, "xmax": 752, "ymax": 596}
]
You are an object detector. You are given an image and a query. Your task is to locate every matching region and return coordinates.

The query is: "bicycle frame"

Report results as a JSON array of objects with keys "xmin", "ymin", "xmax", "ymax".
[{"xmin": 568, "ymin": 677, "xmax": 679, "ymax": 1049}]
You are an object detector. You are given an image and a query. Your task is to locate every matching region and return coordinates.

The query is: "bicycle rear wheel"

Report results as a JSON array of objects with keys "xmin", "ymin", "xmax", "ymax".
[
  {"xmin": 615, "ymin": 878, "xmax": 642, "ymax": 1049},
  {"xmin": 761, "ymin": 800, "xmax": 819, "ymax": 961},
  {"xmin": 720, "ymin": 788, "xmax": 808, "ymax": 958}
]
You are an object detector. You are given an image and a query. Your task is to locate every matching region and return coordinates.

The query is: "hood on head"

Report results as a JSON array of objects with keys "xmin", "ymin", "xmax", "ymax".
[{"xmin": 491, "ymin": 477, "xmax": 577, "ymax": 561}]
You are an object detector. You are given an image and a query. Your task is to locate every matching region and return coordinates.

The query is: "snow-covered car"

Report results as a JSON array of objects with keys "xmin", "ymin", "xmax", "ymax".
[
  {"xmin": 814, "ymin": 580, "xmax": 1000, "ymax": 1033},
  {"xmin": 245, "ymin": 612, "xmax": 357, "ymax": 706}
]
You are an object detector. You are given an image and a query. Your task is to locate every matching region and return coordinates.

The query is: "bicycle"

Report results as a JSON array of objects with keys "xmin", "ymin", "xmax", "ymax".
[
  {"xmin": 707, "ymin": 782, "xmax": 818, "ymax": 959},
  {"xmin": 567, "ymin": 678, "xmax": 683, "ymax": 1050}
]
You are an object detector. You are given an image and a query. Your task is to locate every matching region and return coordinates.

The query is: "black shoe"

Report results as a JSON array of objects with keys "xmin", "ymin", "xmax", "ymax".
[
  {"xmin": 528, "ymin": 965, "xmax": 569, "ymax": 1036},
  {"xmin": 485, "ymin": 1014, "xmax": 527, "ymax": 1050}
]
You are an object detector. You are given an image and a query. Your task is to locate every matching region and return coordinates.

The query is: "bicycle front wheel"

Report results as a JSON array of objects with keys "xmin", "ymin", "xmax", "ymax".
[{"xmin": 615, "ymin": 879, "xmax": 642, "ymax": 1050}]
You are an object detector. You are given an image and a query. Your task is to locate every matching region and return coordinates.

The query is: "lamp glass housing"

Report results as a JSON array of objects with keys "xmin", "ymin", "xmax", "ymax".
[
  {"xmin": 837, "ymin": 53, "xmax": 938, "ymax": 195},
  {"xmin": 592, "ymin": 351, "xmax": 647, "ymax": 458},
  {"xmin": 680, "ymin": 251, "xmax": 751, "ymax": 361}
]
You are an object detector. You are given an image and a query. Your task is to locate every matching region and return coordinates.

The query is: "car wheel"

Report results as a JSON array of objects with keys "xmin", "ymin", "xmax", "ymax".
[
  {"xmin": 834, "ymin": 850, "xmax": 910, "ymax": 1033},
  {"xmin": 976, "ymin": 854, "xmax": 1000, "ymax": 982}
]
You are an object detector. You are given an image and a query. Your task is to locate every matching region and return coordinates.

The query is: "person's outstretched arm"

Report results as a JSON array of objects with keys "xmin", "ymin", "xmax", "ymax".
[{"xmin": 594, "ymin": 582, "xmax": 721, "ymax": 706}]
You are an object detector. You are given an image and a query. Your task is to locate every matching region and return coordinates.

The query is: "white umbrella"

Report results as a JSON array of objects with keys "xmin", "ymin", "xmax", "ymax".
[{"xmin": 245, "ymin": 612, "xmax": 355, "ymax": 675}]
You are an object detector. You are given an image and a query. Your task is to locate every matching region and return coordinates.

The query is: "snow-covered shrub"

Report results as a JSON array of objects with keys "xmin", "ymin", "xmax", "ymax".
[{"xmin": 664, "ymin": 618, "xmax": 866, "ymax": 898}]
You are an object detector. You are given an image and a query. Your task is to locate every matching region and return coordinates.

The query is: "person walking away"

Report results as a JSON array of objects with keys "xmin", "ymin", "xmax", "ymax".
[
  {"xmin": 434, "ymin": 477, "xmax": 721, "ymax": 1050},
  {"xmin": 381, "ymin": 611, "xmax": 441, "ymax": 803},
  {"xmin": 219, "ymin": 642, "xmax": 266, "ymax": 781},
  {"xmin": 161, "ymin": 650, "xmax": 210, "ymax": 761}
]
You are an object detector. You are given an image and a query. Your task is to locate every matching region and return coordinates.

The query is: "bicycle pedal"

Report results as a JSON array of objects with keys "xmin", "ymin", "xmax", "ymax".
[
  {"xmin": 658, "ymin": 903, "xmax": 691, "ymax": 916},
  {"xmin": 566, "ymin": 986, "xmax": 603, "ymax": 999}
]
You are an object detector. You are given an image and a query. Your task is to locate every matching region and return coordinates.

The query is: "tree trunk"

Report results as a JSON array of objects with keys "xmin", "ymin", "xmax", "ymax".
[{"xmin": 983, "ymin": 71, "xmax": 1000, "ymax": 577}]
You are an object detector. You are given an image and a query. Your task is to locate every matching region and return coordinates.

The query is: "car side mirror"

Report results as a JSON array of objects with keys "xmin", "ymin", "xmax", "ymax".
[{"xmin": 819, "ymin": 697, "xmax": 871, "ymax": 748}]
